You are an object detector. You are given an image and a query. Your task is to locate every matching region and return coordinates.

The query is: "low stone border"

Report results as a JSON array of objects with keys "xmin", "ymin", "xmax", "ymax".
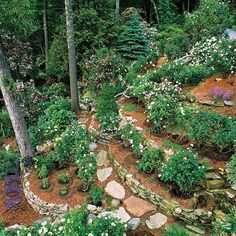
[
  {"xmin": 22, "ymin": 170, "xmax": 71, "ymax": 216},
  {"xmin": 108, "ymin": 150, "xmax": 213, "ymax": 227}
]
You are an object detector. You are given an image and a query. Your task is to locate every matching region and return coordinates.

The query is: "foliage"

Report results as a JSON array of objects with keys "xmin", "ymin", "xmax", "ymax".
[
  {"xmin": 117, "ymin": 124, "xmax": 145, "ymax": 157},
  {"xmin": 41, "ymin": 177, "xmax": 50, "ymax": 190},
  {"xmin": 43, "ymin": 83, "xmax": 70, "ymax": 98},
  {"xmin": 123, "ymin": 103, "xmax": 138, "ymax": 112},
  {"xmin": 38, "ymin": 164, "xmax": 49, "ymax": 179},
  {"xmin": 0, "ymin": 150, "xmax": 19, "ymax": 180},
  {"xmin": 160, "ymin": 150, "xmax": 206, "ymax": 193},
  {"xmin": 96, "ymin": 83, "xmax": 120, "ymax": 132},
  {"xmin": 185, "ymin": 0, "xmax": 231, "ymax": 42},
  {"xmin": 89, "ymin": 185, "xmax": 104, "ymax": 206},
  {"xmin": 117, "ymin": 17, "xmax": 149, "ymax": 62},
  {"xmin": 84, "ymin": 48, "xmax": 127, "ymax": 92},
  {"xmin": 227, "ymin": 154, "xmax": 236, "ymax": 185},
  {"xmin": 34, "ymin": 98, "xmax": 76, "ymax": 144},
  {"xmin": 0, "ymin": 109, "xmax": 14, "ymax": 138},
  {"xmin": 138, "ymin": 147, "xmax": 165, "ymax": 173},
  {"xmin": 187, "ymin": 111, "xmax": 236, "ymax": 153},
  {"xmin": 59, "ymin": 187, "xmax": 69, "ymax": 196},
  {"xmin": 58, "ymin": 172, "xmax": 70, "ymax": 184},
  {"xmin": 164, "ymin": 223, "xmax": 189, "ymax": 236}
]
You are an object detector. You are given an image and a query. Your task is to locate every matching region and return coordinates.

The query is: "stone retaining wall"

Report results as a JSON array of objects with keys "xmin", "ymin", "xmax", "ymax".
[{"xmin": 108, "ymin": 150, "xmax": 213, "ymax": 227}]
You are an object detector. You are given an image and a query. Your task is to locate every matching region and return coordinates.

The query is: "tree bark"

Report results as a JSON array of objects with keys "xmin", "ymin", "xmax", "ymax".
[
  {"xmin": 116, "ymin": 0, "xmax": 120, "ymax": 18},
  {"xmin": 65, "ymin": 0, "xmax": 79, "ymax": 110},
  {"xmin": 43, "ymin": 0, "xmax": 49, "ymax": 74},
  {"xmin": 0, "ymin": 44, "xmax": 34, "ymax": 158},
  {"xmin": 150, "ymin": 0, "xmax": 160, "ymax": 24}
]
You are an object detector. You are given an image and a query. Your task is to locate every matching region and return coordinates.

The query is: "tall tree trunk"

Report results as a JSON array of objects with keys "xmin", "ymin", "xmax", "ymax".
[
  {"xmin": 187, "ymin": 0, "xmax": 190, "ymax": 12},
  {"xmin": 65, "ymin": 0, "xmax": 79, "ymax": 110},
  {"xmin": 116, "ymin": 0, "xmax": 120, "ymax": 18},
  {"xmin": 43, "ymin": 0, "xmax": 49, "ymax": 74},
  {"xmin": 0, "ymin": 44, "xmax": 34, "ymax": 158},
  {"xmin": 150, "ymin": 0, "xmax": 160, "ymax": 24}
]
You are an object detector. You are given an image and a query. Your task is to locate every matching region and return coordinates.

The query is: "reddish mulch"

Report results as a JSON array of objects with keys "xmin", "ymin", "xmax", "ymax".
[
  {"xmin": 0, "ymin": 180, "xmax": 43, "ymax": 227},
  {"xmin": 156, "ymin": 57, "xmax": 168, "ymax": 68},
  {"xmin": 191, "ymin": 75, "xmax": 236, "ymax": 117},
  {"xmin": 0, "ymin": 137, "xmax": 17, "ymax": 152}
]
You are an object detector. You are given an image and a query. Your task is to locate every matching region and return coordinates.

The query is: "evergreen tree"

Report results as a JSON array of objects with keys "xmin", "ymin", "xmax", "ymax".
[
  {"xmin": 157, "ymin": 0, "xmax": 177, "ymax": 25},
  {"xmin": 117, "ymin": 17, "xmax": 149, "ymax": 62}
]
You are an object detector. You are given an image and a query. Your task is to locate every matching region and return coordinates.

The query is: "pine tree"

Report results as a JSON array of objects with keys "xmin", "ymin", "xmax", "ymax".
[{"xmin": 117, "ymin": 17, "xmax": 149, "ymax": 62}]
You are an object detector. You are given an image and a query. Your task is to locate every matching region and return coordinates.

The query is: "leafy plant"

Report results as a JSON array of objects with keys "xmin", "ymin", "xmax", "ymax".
[
  {"xmin": 0, "ymin": 109, "xmax": 14, "ymax": 138},
  {"xmin": 138, "ymin": 147, "xmax": 165, "ymax": 173},
  {"xmin": 160, "ymin": 150, "xmax": 206, "ymax": 193},
  {"xmin": 59, "ymin": 187, "xmax": 69, "ymax": 197},
  {"xmin": 89, "ymin": 185, "xmax": 104, "ymax": 206},
  {"xmin": 123, "ymin": 103, "xmax": 138, "ymax": 112},
  {"xmin": 38, "ymin": 164, "xmax": 49, "ymax": 179},
  {"xmin": 227, "ymin": 154, "xmax": 236, "ymax": 185},
  {"xmin": 41, "ymin": 177, "xmax": 50, "ymax": 190},
  {"xmin": 58, "ymin": 172, "xmax": 70, "ymax": 184},
  {"xmin": 164, "ymin": 223, "xmax": 189, "ymax": 236}
]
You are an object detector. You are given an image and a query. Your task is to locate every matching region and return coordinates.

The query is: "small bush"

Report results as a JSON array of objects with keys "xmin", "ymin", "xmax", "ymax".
[
  {"xmin": 89, "ymin": 185, "xmax": 104, "ymax": 206},
  {"xmin": 58, "ymin": 172, "xmax": 70, "ymax": 184},
  {"xmin": 38, "ymin": 164, "xmax": 49, "ymax": 179},
  {"xmin": 123, "ymin": 103, "xmax": 138, "ymax": 112},
  {"xmin": 227, "ymin": 154, "xmax": 236, "ymax": 185},
  {"xmin": 160, "ymin": 150, "xmax": 206, "ymax": 193},
  {"xmin": 138, "ymin": 147, "xmax": 165, "ymax": 173},
  {"xmin": 0, "ymin": 109, "xmax": 14, "ymax": 138},
  {"xmin": 41, "ymin": 177, "xmax": 50, "ymax": 190},
  {"xmin": 59, "ymin": 187, "xmax": 69, "ymax": 196},
  {"xmin": 164, "ymin": 224, "xmax": 189, "ymax": 236}
]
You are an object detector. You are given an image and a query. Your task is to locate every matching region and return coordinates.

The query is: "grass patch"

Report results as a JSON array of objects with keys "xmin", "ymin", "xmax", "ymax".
[
  {"xmin": 123, "ymin": 103, "xmax": 138, "ymax": 112},
  {"xmin": 163, "ymin": 139, "xmax": 185, "ymax": 152}
]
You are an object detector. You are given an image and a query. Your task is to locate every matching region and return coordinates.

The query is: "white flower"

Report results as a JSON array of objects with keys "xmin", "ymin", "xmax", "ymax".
[{"xmin": 59, "ymin": 226, "xmax": 64, "ymax": 231}]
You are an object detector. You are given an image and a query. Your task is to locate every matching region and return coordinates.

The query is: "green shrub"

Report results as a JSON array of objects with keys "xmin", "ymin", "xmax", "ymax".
[
  {"xmin": 44, "ymin": 82, "xmax": 70, "ymax": 97},
  {"xmin": 38, "ymin": 164, "xmax": 49, "ymax": 179},
  {"xmin": 58, "ymin": 172, "xmax": 70, "ymax": 184},
  {"xmin": 138, "ymin": 147, "xmax": 165, "ymax": 173},
  {"xmin": 187, "ymin": 111, "xmax": 236, "ymax": 153},
  {"xmin": 117, "ymin": 17, "xmax": 149, "ymax": 62},
  {"xmin": 123, "ymin": 103, "xmax": 138, "ymax": 112},
  {"xmin": 164, "ymin": 224, "xmax": 189, "ymax": 236},
  {"xmin": 59, "ymin": 186, "xmax": 69, "ymax": 196},
  {"xmin": 96, "ymin": 83, "xmax": 120, "ymax": 132},
  {"xmin": 0, "ymin": 109, "xmax": 14, "ymax": 139},
  {"xmin": 0, "ymin": 150, "xmax": 19, "ymax": 179},
  {"xmin": 41, "ymin": 177, "xmax": 50, "ymax": 190},
  {"xmin": 161, "ymin": 150, "xmax": 206, "ymax": 193},
  {"xmin": 227, "ymin": 154, "xmax": 236, "ymax": 185},
  {"xmin": 89, "ymin": 185, "xmax": 104, "ymax": 206}
]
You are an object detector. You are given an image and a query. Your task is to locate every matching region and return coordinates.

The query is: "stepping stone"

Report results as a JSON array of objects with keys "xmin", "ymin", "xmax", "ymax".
[
  {"xmin": 97, "ymin": 150, "xmax": 108, "ymax": 167},
  {"xmin": 111, "ymin": 199, "xmax": 121, "ymax": 208},
  {"xmin": 105, "ymin": 181, "xmax": 125, "ymax": 200},
  {"xmin": 128, "ymin": 218, "xmax": 141, "ymax": 230},
  {"xmin": 99, "ymin": 207, "xmax": 131, "ymax": 223},
  {"xmin": 124, "ymin": 196, "xmax": 156, "ymax": 217},
  {"xmin": 97, "ymin": 167, "xmax": 113, "ymax": 182},
  {"xmin": 224, "ymin": 100, "xmax": 234, "ymax": 106},
  {"xmin": 89, "ymin": 142, "xmax": 97, "ymax": 152},
  {"xmin": 145, "ymin": 213, "xmax": 167, "ymax": 230}
]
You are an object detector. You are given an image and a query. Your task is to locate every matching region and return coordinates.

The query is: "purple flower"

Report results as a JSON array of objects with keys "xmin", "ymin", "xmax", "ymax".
[
  {"xmin": 208, "ymin": 86, "xmax": 225, "ymax": 100},
  {"xmin": 223, "ymin": 90, "xmax": 234, "ymax": 101}
]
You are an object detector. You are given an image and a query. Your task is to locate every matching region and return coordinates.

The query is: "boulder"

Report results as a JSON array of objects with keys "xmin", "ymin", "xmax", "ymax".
[
  {"xmin": 105, "ymin": 181, "xmax": 125, "ymax": 200},
  {"xmin": 128, "ymin": 218, "xmax": 141, "ymax": 230},
  {"xmin": 224, "ymin": 100, "xmax": 234, "ymax": 106},
  {"xmin": 145, "ymin": 213, "xmax": 167, "ymax": 230},
  {"xmin": 97, "ymin": 167, "xmax": 113, "ymax": 182},
  {"xmin": 206, "ymin": 179, "xmax": 225, "ymax": 190}
]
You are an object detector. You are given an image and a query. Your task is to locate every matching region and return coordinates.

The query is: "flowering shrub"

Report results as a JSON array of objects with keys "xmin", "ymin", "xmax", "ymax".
[
  {"xmin": 8, "ymin": 205, "xmax": 126, "ymax": 235},
  {"xmin": 223, "ymin": 90, "xmax": 234, "ymax": 101},
  {"xmin": 138, "ymin": 147, "xmax": 165, "ymax": 173},
  {"xmin": 160, "ymin": 150, "xmax": 206, "ymax": 193},
  {"xmin": 208, "ymin": 86, "xmax": 225, "ymax": 100},
  {"xmin": 96, "ymin": 84, "xmax": 120, "ymax": 132},
  {"xmin": 84, "ymin": 48, "xmax": 127, "ymax": 92},
  {"xmin": 89, "ymin": 185, "xmax": 104, "ymax": 206},
  {"xmin": 116, "ymin": 124, "xmax": 145, "ymax": 158}
]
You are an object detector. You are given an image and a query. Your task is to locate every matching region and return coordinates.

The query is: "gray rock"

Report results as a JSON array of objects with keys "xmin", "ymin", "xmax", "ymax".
[
  {"xmin": 205, "ymin": 172, "xmax": 221, "ymax": 180},
  {"xmin": 87, "ymin": 204, "xmax": 97, "ymax": 211},
  {"xmin": 97, "ymin": 167, "xmax": 113, "ymax": 182},
  {"xmin": 89, "ymin": 142, "xmax": 97, "ymax": 152},
  {"xmin": 128, "ymin": 218, "xmax": 141, "ymax": 230},
  {"xmin": 206, "ymin": 179, "xmax": 225, "ymax": 190},
  {"xmin": 97, "ymin": 150, "xmax": 108, "ymax": 167},
  {"xmin": 194, "ymin": 209, "xmax": 206, "ymax": 216},
  {"xmin": 7, "ymin": 224, "xmax": 21, "ymax": 231},
  {"xmin": 226, "ymin": 189, "xmax": 236, "ymax": 199},
  {"xmin": 231, "ymin": 185, "xmax": 236, "ymax": 191},
  {"xmin": 224, "ymin": 100, "xmax": 234, "ymax": 106},
  {"xmin": 199, "ymin": 100, "xmax": 215, "ymax": 106},
  {"xmin": 186, "ymin": 225, "xmax": 205, "ymax": 235},
  {"xmin": 34, "ymin": 217, "xmax": 51, "ymax": 225},
  {"xmin": 111, "ymin": 199, "xmax": 121, "ymax": 208},
  {"xmin": 105, "ymin": 181, "xmax": 125, "ymax": 200},
  {"xmin": 145, "ymin": 213, "xmax": 167, "ymax": 230},
  {"xmin": 88, "ymin": 213, "xmax": 97, "ymax": 220}
]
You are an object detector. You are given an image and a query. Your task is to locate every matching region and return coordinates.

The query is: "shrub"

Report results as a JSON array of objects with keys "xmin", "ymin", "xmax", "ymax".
[
  {"xmin": 59, "ymin": 187, "xmax": 69, "ymax": 197},
  {"xmin": 117, "ymin": 17, "xmax": 149, "ymax": 62},
  {"xmin": 185, "ymin": 0, "xmax": 231, "ymax": 42},
  {"xmin": 43, "ymin": 82, "xmax": 70, "ymax": 97},
  {"xmin": 38, "ymin": 164, "xmax": 49, "ymax": 179},
  {"xmin": 138, "ymin": 147, "xmax": 165, "ymax": 173},
  {"xmin": 41, "ymin": 177, "xmax": 50, "ymax": 190},
  {"xmin": 116, "ymin": 124, "xmax": 145, "ymax": 157},
  {"xmin": 0, "ymin": 150, "xmax": 19, "ymax": 179},
  {"xmin": 58, "ymin": 172, "xmax": 70, "ymax": 184},
  {"xmin": 0, "ymin": 109, "xmax": 14, "ymax": 139},
  {"xmin": 123, "ymin": 103, "xmax": 138, "ymax": 112},
  {"xmin": 164, "ymin": 224, "xmax": 189, "ymax": 236},
  {"xmin": 187, "ymin": 111, "xmax": 236, "ymax": 153},
  {"xmin": 160, "ymin": 150, "xmax": 206, "ymax": 193},
  {"xmin": 84, "ymin": 48, "xmax": 127, "ymax": 92},
  {"xmin": 227, "ymin": 154, "xmax": 236, "ymax": 185},
  {"xmin": 96, "ymin": 83, "xmax": 120, "ymax": 132},
  {"xmin": 89, "ymin": 185, "xmax": 104, "ymax": 206},
  {"xmin": 34, "ymin": 98, "xmax": 76, "ymax": 144}
]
